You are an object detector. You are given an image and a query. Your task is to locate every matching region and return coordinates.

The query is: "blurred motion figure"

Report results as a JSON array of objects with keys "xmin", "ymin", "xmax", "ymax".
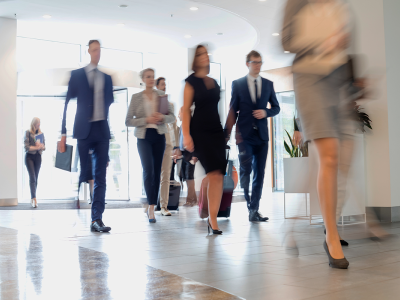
[{"xmin": 282, "ymin": 0, "xmax": 360, "ymax": 268}]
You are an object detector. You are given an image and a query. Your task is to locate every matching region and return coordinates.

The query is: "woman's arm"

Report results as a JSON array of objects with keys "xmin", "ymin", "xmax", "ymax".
[
  {"xmin": 162, "ymin": 102, "xmax": 176, "ymax": 124},
  {"xmin": 182, "ymin": 82, "xmax": 195, "ymax": 152},
  {"xmin": 125, "ymin": 94, "xmax": 147, "ymax": 127},
  {"xmin": 24, "ymin": 131, "xmax": 38, "ymax": 152}
]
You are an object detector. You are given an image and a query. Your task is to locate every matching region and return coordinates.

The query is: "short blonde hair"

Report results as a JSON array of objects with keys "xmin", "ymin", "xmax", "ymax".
[
  {"xmin": 30, "ymin": 117, "xmax": 41, "ymax": 135},
  {"xmin": 139, "ymin": 68, "xmax": 155, "ymax": 79}
]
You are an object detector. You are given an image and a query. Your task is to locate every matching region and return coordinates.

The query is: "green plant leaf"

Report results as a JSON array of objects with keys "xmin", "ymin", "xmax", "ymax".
[
  {"xmin": 284, "ymin": 141, "xmax": 293, "ymax": 157},
  {"xmin": 285, "ymin": 129, "xmax": 295, "ymax": 149}
]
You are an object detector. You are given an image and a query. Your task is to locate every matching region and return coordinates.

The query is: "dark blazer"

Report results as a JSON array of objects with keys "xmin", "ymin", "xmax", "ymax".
[
  {"xmin": 61, "ymin": 67, "xmax": 114, "ymax": 140},
  {"xmin": 226, "ymin": 76, "xmax": 280, "ymax": 141}
]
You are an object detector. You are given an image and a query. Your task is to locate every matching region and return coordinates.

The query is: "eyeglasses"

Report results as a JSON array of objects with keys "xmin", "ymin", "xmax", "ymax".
[{"xmin": 248, "ymin": 61, "xmax": 263, "ymax": 65}]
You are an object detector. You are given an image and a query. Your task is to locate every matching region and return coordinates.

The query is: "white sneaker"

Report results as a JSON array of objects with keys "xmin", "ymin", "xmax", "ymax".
[{"xmin": 161, "ymin": 207, "xmax": 172, "ymax": 216}]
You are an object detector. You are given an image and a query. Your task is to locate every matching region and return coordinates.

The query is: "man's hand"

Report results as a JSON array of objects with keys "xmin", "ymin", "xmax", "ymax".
[
  {"xmin": 292, "ymin": 131, "xmax": 303, "ymax": 147},
  {"xmin": 253, "ymin": 109, "xmax": 267, "ymax": 120},
  {"xmin": 172, "ymin": 149, "xmax": 182, "ymax": 163},
  {"xmin": 58, "ymin": 136, "xmax": 66, "ymax": 153}
]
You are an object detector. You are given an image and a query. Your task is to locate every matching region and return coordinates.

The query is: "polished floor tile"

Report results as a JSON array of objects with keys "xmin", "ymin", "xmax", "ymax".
[{"xmin": 1, "ymin": 192, "xmax": 400, "ymax": 299}]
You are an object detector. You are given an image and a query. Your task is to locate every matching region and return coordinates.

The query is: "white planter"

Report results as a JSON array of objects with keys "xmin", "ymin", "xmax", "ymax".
[{"xmin": 283, "ymin": 157, "xmax": 310, "ymax": 193}]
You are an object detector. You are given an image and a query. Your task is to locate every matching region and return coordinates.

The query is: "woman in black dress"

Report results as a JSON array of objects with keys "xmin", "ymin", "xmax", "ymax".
[{"xmin": 182, "ymin": 45, "xmax": 227, "ymax": 234}]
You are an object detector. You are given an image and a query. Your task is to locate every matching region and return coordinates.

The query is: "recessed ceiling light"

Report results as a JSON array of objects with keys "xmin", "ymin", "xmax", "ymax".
[
  {"xmin": 118, "ymin": 4, "xmax": 128, "ymax": 8},
  {"xmin": 116, "ymin": 23, "xmax": 125, "ymax": 27},
  {"xmin": 217, "ymin": 33, "xmax": 223, "ymax": 35},
  {"xmin": 43, "ymin": 15, "xmax": 52, "ymax": 19},
  {"xmin": 259, "ymin": 0, "xmax": 267, "ymax": 2},
  {"xmin": 184, "ymin": 35, "xmax": 192, "ymax": 38},
  {"xmin": 284, "ymin": 51, "xmax": 290, "ymax": 53},
  {"xmin": 208, "ymin": 53, "xmax": 212, "ymax": 56},
  {"xmin": 272, "ymin": 33, "xmax": 280, "ymax": 36},
  {"xmin": 190, "ymin": 7, "xmax": 199, "ymax": 11}
]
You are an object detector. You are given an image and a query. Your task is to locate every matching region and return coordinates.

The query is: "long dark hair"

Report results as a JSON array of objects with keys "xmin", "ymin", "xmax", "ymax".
[{"xmin": 191, "ymin": 45, "xmax": 210, "ymax": 74}]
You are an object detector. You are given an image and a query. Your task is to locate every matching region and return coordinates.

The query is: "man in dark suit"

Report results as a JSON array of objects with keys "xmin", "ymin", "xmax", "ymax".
[
  {"xmin": 58, "ymin": 40, "xmax": 114, "ymax": 232},
  {"xmin": 225, "ymin": 50, "xmax": 280, "ymax": 222}
]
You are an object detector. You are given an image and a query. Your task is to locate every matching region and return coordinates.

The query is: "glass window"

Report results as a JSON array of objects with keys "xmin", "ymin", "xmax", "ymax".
[{"xmin": 272, "ymin": 91, "xmax": 297, "ymax": 191}]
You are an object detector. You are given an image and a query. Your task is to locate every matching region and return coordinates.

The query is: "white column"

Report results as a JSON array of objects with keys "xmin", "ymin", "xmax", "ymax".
[
  {"xmin": 349, "ymin": 0, "xmax": 400, "ymax": 221},
  {"xmin": 0, "ymin": 17, "xmax": 17, "ymax": 206}
]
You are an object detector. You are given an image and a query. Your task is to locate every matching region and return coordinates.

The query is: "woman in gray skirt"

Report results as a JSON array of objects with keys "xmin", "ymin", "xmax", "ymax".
[{"xmin": 282, "ymin": 0, "xmax": 356, "ymax": 269}]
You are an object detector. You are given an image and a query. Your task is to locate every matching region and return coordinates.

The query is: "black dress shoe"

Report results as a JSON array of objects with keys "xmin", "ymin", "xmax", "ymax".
[
  {"xmin": 91, "ymin": 220, "xmax": 111, "ymax": 232},
  {"xmin": 256, "ymin": 212, "xmax": 269, "ymax": 222},
  {"xmin": 324, "ymin": 229, "xmax": 348, "ymax": 246},
  {"xmin": 249, "ymin": 210, "xmax": 262, "ymax": 222}
]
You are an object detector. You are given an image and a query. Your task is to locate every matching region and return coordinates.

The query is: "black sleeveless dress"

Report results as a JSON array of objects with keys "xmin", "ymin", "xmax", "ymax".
[{"xmin": 185, "ymin": 74, "xmax": 227, "ymax": 175}]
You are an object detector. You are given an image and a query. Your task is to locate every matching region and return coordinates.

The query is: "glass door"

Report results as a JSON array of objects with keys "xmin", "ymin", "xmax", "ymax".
[
  {"xmin": 106, "ymin": 89, "xmax": 129, "ymax": 200},
  {"xmin": 19, "ymin": 89, "xmax": 131, "ymax": 201},
  {"xmin": 272, "ymin": 91, "xmax": 297, "ymax": 191}
]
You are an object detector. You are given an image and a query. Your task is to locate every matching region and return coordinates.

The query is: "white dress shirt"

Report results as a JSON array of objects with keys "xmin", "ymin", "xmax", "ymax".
[
  {"xmin": 85, "ymin": 63, "xmax": 105, "ymax": 122},
  {"xmin": 144, "ymin": 91, "xmax": 158, "ymax": 130},
  {"xmin": 247, "ymin": 74, "xmax": 262, "ymax": 104}
]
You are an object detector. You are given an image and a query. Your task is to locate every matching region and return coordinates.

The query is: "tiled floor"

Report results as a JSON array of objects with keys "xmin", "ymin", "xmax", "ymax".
[{"xmin": 1, "ymin": 192, "xmax": 400, "ymax": 299}]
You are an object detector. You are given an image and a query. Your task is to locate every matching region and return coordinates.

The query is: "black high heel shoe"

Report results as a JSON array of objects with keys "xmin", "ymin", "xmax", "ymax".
[
  {"xmin": 323, "ymin": 241, "xmax": 349, "ymax": 269},
  {"xmin": 324, "ymin": 229, "xmax": 349, "ymax": 246},
  {"xmin": 207, "ymin": 218, "xmax": 222, "ymax": 235}
]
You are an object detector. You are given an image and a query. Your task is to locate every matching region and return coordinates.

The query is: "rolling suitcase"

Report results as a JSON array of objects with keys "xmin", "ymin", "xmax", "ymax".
[
  {"xmin": 198, "ymin": 160, "xmax": 234, "ymax": 219},
  {"xmin": 157, "ymin": 184, "xmax": 181, "ymax": 211}
]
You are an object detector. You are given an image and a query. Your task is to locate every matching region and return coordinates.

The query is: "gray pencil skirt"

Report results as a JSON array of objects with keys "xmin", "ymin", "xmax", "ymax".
[{"xmin": 293, "ymin": 64, "xmax": 356, "ymax": 142}]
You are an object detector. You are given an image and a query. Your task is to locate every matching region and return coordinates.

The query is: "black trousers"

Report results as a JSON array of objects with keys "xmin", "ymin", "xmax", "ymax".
[
  {"xmin": 137, "ymin": 129, "xmax": 166, "ymax": 205},
  {"xmin": 25, "ymin": 153, "xmax": 42, "ymax": 199}
]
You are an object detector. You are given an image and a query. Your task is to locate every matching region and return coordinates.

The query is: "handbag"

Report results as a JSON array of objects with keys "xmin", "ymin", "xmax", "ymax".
[{"xmin": 55, "ymin": 143, "xmax": 73, "ymax": 172}]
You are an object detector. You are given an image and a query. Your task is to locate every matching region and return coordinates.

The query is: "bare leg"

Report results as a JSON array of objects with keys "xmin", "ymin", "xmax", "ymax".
[
  {"xmin": 187, "ymin": 180, "xmax": 197, "ymax": 204},
  {"xmin": 313, "ymin": 138, "xmax": 344, "ymax": 259},
  {"xmin": 336, "ymin": 138, "xmax": 355, "ymax": 239},
  {"xmin": 207, "ymin": 171, "xmax": 224, "ymax": 230},
  {"xmin": 148, "ymin": 204, "xmax": 156, "ymax": 219}
]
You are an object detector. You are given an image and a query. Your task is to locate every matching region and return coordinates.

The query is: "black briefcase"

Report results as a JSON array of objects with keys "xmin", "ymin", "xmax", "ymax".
[{"xmin": 55, "ymin": 144, "xmax": 73, "ymax": 172}]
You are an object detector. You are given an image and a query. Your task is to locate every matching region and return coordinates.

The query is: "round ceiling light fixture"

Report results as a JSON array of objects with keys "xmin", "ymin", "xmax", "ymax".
[
  {"xmin": 119, "ymin": 4, "xmax": 128, "ymax": 8},
  {"xmin": 284, "ymin": 51, "xmax": 290, "ymax": 53},
  {"xmin": 116, "ymin": 23, "xmax": 125, "ymax": 27},
  {"xmin": 190, "ymin": 7, "xmax": 199, "ymax": 11},
  {"xmin": 217, "ymin": 33, "xmax": 223, "ymax": 35},
  {"xmin": 184, "ymin": 35, "xmax": 192, "ymax": 38},
  {"xmin": 42, "ymin": 15, "xmax": 52, "ymax": 19},
  {"xmin": 272, "ymin": 33, "xmax": 280, "ymax": 36}
]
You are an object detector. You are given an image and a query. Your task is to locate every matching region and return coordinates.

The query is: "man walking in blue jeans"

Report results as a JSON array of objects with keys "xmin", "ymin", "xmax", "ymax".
[
  {"xmin": 225, "ymin": 50, "xmax": 280, "ymax": 222},
  {"xmin": 58, "ymin": 40, "xmax": 114, "ymax": 232}
]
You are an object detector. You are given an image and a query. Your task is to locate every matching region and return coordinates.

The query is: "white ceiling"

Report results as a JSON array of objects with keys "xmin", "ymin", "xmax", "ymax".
[{"xmin": 0, "ymin": 0, "xmax": 294, "ymax": 69}]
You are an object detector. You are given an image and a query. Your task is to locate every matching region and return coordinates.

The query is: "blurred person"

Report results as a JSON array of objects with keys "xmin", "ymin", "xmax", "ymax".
[
  {"xmin": 177, "ymin": 107, "xmax": 198, "ymax": 206},
  {"xmin": 58, "ymin": 40, "xmax": 114, "ymax": 233},
  {"xmin": 24, "ymin": 117, "xmax": 45, "ymax": 208},
  {"xmin": 182, "ymin": 45, "xmax": 226, "ymax": 234},
  {"xmin": 126, "ymin": 68, "xmax": 175, "ymax": 223},
  {"xmin": 156, "ymin": 77, "xmax": 166, "ymax": 92},
  {"xmin": 282, "ymin": 0, "xmax": 357, "ymax": 268},
  {"xmin": 225, "ymin": 50, "xmax": 280, "ymax": 222},
  {"xmin": 156, "ymin": 78, "xmax": 177, "ymax": 216}
]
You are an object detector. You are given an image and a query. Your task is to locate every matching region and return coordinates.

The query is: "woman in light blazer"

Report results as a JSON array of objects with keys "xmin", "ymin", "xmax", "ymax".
[
  {"xmin": 126, "ymin": 68, "xmax": 175, "ymax": 223},
  {"xmin": 24, "ymin": 117, "xmax": 45, "ymax": 208}
]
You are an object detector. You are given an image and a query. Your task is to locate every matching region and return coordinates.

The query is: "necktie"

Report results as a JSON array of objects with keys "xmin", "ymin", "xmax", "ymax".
[
  {"xmin": 254, "ymin": 79, "xmax": 259, "ymax": 102},
  {"xmin": 253, "ymin": 79, "xmax": 258, "ymax": 130}
]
